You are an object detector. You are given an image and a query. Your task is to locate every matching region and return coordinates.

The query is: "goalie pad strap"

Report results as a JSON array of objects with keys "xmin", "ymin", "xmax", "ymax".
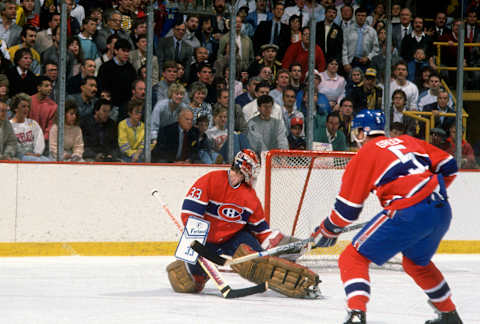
[
  {"xmin": 231, "ymin": 244, "xmax": 320, "ymax": 298},
  {"xmin": 166, "ymin": 260, "xmax": 208, "ymax": 293}
]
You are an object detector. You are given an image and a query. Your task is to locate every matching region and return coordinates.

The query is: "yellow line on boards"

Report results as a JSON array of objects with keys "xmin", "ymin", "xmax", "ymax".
[{"xmin": 0, "ymin": 241, "xmax": 478, "ymax": 257}]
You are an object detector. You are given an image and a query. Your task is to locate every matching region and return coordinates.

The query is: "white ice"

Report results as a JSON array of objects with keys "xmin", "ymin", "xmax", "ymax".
[{"xmin": 1, "ymin": 255, "xmax": 478, "ymax": 324}]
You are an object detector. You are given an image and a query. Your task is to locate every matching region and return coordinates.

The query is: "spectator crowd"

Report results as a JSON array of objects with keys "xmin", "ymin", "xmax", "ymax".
[{"xmin": 0, "ymin": 0, "xmax": 478, "ymax": 168}]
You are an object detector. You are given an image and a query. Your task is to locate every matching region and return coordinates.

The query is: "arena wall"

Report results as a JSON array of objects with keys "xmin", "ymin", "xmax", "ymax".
[{"xmin": 0, "ymin": 162, "xmax": 478, "ymax": 256}]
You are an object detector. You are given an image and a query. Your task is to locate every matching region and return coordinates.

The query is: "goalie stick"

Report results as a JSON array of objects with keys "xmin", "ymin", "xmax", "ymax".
[
  {"xmin": 151, "ymin": 189, "xmax": 268, "ymax": 298},
  {"xmin": 191, "ymin": 221, "xmax": 369, "ymax": 267}
]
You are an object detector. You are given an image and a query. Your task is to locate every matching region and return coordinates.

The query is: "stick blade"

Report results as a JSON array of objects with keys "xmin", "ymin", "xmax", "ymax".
[
  {"xmin": 191, "ymin": 241, "xmax": 227, "ymax": 266},
  {"xmin": 224, "ymin": 282, "xmax": 268, "ymax": 299}
]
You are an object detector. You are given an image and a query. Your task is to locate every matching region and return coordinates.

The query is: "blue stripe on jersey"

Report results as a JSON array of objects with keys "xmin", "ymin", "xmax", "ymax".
[
  {"xmin": 182, "ymin": 199, "xmax": 207, "ymax": 216},
  {"xmin": 436, "ymin": 156, "xmax": 458, "ymax": 177},
  {"xmin": 344, "ymin": 281, "xmax": 371, "ymax": 295},
  {"xmin": 376, "ymin": 153, "xmax": 431, "ymax": 187},
  {"xmin": 334, "ymin": 198, "xmax": 363, "ymax": 222},
  {"xmin": 205, "ymin": 201, "xmax": 251, "ymax": 223},
  {"xmin": 426, "ymin": 282, "xmax": 450, "ymax": 300},
  {"xmin": 247, "ymin": 221, "xmax": 269, "ymax": 234}
]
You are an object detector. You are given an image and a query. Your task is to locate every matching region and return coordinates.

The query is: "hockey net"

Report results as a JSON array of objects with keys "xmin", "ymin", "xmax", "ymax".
[{"xmin": 264, "ymin": 150, "xmax": 401, "ymax": 270}]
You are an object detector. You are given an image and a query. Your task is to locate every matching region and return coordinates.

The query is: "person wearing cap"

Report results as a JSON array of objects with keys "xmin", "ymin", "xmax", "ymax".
[
  {"xmin": 349, "ymin": 67, "xmax": 383, "ymax": 114},
  {"xmin": 288, "ymin": 116, "xmax": 306, "ymax": 150},
  {"xmin": 313, "ymin": 111, "xmax": 347, "ymax": 151},
  {"xmin": 253, "ymin": 1, "xmax": 290, "ymax": 60},
  {"xmin": 248, "ymin": 43, "xmax": 283, "ymax": 81}
]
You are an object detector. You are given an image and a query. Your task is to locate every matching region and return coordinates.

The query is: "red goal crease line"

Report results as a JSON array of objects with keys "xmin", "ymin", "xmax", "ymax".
[{"xmin": 0, "ymin": 241, "xmax": 478, "ymax": 257}]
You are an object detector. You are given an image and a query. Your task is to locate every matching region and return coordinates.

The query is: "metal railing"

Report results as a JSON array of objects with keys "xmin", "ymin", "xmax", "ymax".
[
  {"xmin": 434, "ymin": 41, "xmax": 480, "ymax": 71},
  {"xmin": 403, "ymin": 111, "xmax": 469, "ymax": 143}
]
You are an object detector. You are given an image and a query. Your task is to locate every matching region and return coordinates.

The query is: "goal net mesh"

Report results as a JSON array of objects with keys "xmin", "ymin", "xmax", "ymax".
[{"xmin": 264, "ymin": 150, "xmax": 400, "ymax": 269}]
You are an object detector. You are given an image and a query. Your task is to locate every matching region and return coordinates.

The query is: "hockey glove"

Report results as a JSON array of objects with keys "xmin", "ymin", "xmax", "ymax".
[
  {"xmin": 311, "ymin": 219, "xmax": 343, "ymax": 248},
  {"xmin": 261, "ymin": 230, "xmax": 285, "ymax": 250}
]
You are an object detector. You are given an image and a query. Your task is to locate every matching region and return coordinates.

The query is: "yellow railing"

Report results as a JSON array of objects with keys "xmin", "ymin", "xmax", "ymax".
[
  {"xmin": 403, "ymin": 111, "xmax": 469, "ymax": 143},
  {"xmin": 434, "ymin": 41, "xmax": 480, "ymax": 71}
]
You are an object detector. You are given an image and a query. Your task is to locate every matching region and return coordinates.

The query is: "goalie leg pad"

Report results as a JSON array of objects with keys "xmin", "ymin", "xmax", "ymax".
[
  {"xmin": 231, "ymin": 244, "xmax": 320, "ymax": 298},
  {"xmin": 166, "ymin": 260, "xmax": 208, "ymax": 293}
]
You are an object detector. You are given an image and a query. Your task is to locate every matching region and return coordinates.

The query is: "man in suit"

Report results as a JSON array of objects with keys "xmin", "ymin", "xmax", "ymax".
[
  {"xmin": 152, "ymin": 108, "xmax": 200, "ymax": 163},
  {"xmin": 218, "ymin": 16, "xmax": 255, "ymax": 73},
  {"xmin": 128, "ymin": 34, "xmax": 159, "ymax": 84},
  {"xmin": 95, "ymin": 9, "xmax": 132, "ymax": 54},
  {"xmin": 253, "ymin": 1, "xmax": 290, "ymax": 60},
  {"xmin": 428, "ymin": 11, "xmax": 452, "ymax": 42},
  {"xmin": 392, "ymin": 8, "xmax": 412, "ymax": 52},
  {"xmin": 156, "ymin": 20, "xmax": 194, "ymax": 83},
  {"xmin": 400, "ymin": 16, "xmax": 433, "ymax": 62},
  {"xmin": 0, "ymin": 0, "xmax": 22, "ymax": 47},
  {"xmin": 465, "ymin": 10, "xmax": 479, "ymax": 43},
  {"xmin": 315, "ymin": 5, "xmax": 343, "ymax": 63},
  {"xmin": 422, "ymin": 88, "xmax": 455, "ymax": 134},
  {"xmin": 6, "ymin": 47, "xmax": 38, "ymax": 96},
  {"xmin": 246, "ymin": 0, "xmax": 272, "ymax": 33}
]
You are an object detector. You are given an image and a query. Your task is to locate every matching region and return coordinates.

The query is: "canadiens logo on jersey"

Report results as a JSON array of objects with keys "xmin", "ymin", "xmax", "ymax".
[{"xmin": 217, "ymin": 204, "xmax": 245, "ymax": 222}]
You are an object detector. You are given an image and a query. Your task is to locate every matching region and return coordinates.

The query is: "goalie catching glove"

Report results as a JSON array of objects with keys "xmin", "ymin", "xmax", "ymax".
[
  {"xmin": 231, "ymin": 244, "xmax": 321, "ymax": 298},
  {"xmin": 311, "ymin": 218, "xmax": 344, "ymax": 248}
]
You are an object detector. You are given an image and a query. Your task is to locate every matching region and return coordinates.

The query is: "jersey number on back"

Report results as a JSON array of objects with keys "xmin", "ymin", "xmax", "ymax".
[{"xmin": 388, "ymin": 144, "xmax": 427, "ymax": 175}]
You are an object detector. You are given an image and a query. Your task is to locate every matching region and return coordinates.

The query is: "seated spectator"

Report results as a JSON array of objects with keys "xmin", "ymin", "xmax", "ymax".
[
  {"xmin": 152, "ymin": 108, "xmax": 200, "ymax": 163},
  {"xmin": 417, "ymin": 73, "xmax": 454, "ymax": 111},
  {"xmin": 215, "ymin": 89, "xmax": 247, "ymax": 133},
  {"xmin": 195, "ymin": 63, "xmax": 216, "ymax": 104},
  {"xmin": 345, "ymin": 67, "xmax": 363, "ymax": 97},
  {"xmin": 269, "ymin": 68, "xmax": 291, "ymax": 107},
  {"xmin": 78, "ymin": 17, "xmax": 99, "ymax": 60},
  {"xmin": 43, "ymin": 61, "xmax": 59, "ymax": 102},
  {"xmin": 118, "ymin": 99, "xmax": 145, "ymax": 163},
  {"xmin": 371, "ymin": 42, "xmax": 402, "ymax": 86},
  {"xmin": 94, "ymin": 34, "xmax": 118, "ymax": 76},
  {"xmin": 34, "ymin": 12, "xmax": 59, "ymax": 55},
  {"xmin": 128, "ymin": 34, "xmax": 159, "ymax": 84},
  {"xmin": 318, "ymin": 58, "xmax": 346, "ymax": 110},
  {"xmin": 446, "ymin": 125, "xmax": 478, "ymax": 169},
  {"xmin": 390, "ymin": 122, "xmax": 406, "ymax": 137},
  {"xmin": 416, "ymin": 65, "xmax": 434, "ymax": 93},
  {"xmin": 6, "ymin": 48, "xmax": 38, "ymax": 96},
  {"xmin": 247, "ymin": 94, "xmax": 288, "ymax": 156},
  {"xmin": 243, "ymin": 81, "xmax": 284, "ymax": 123},
  {"xmin": 223, "ymin": 66, "xmax": 244, "ymax": 98},
  {"xmin": 196, "ymin": 115, "xmax": 222, "ymax": 164},
  {"xmin": 217, "ymin": 16, "xmax": 254, "ymax": 73},
  {"xmin": 97, "ymin": 38, "xmax": 137, "ymax": 108},
  {"xmin": 288, "ymin": 117, "xmax": 306, "ymax": 150},
  {"xmin": 49, "ymin": 100, "xmax": 84, "ymax": 161},
  {"xmin": 338, "ymin": 98, "xmax": 355, "ymax": 149},
  {"xmin": 422, "ymin": 88, "xmax": 456, "ymax": 133},
  {"xmin": 288, "ymin": 62, "xmax": 303, "ymax": 93},
  {"xmin": 248, "ymin": 44, "xmax": 283, "ymax": 83},
  {"xmin": 0, "ymin": 0, "xmax": 22, "ymax": 48},
  {"xmin": 95, "ymin": 9, "xmax": 131, "ymax": 54},
  {"xmin": 152, "ymin": 60, "xmax": 179, "ymax": 106},
  {"xmin": 235, "ymin": 76, "xmax": 261, "ymax": 108},
  {"xmin": 9, "ymin": 93, "xmax": 50, "ymax": 161},
  {"xmin": 16, "ymin": 0, "xmax": 39, "ymax": 28},
  {"xmin": 68, "ymin": 37, "xmax": 84, "ymax": 76},
  {"xmin": 206, "ymin": 105, "xmax": 250, "ymax": 162},
  {"xmin": 0, "ymin": 101, "xmax": 17, "ymax": 160},
  {"xmin": 29, "ymin": 76, "xmax": 57, "ymax": 146},
  {"xmin": 41, "ymin": 26, "xmax": 75, "ymax": 78},
  {"xmin": 389, "ymin": 89, "xmax": 417, "ymax": 137},
  {"xmin": 151, "ymin": 83, "xmax": 187, "ymax": 144},
  {"xmin": 282, "ymin": 86, "xmax": 304, "ymax": 136},
  {"xmin": 66, "ymin": 59, "xmax": 96, "ymax": 95},
  {"xmin": 313, "ymin": 111, "xmax": 347, "ymax": 151},
  {"xmin": 407, "ymin": 48, "xmax": 430, "ymax": 84},
  {"xmin": 390, "ymin": 61, "xmax": 419, "ymax": 111},
  {"xmin": 192, "ymin": 46, "xmax": 213, "ymax": 84},
  {"xmin": 188, "ymin": 81, "xmax": 213, "ymax": 126},
  {"xmin": 67, "ymin": 76, "xmax": 98, "ymax": 120},
  {"xmin": 429, "ymin": 127, "xmax": 449, "ymax": 151},
  {"xmin": 296, "ymin": 70, "xmax": 330, "ymax": 116},
  {"xmin": 8, "ymin": 24, "xmax": 41, "ymax": 75},
  {"xmin": 80, "ymin": 99, "xmax": 119, "ymax": 162},
  {"xmin": 349, "ymin": 68, "xmax": 383, "ymax": 114},
  {"xmin": 99, "ymin": 89, "xmax": 120, "ymax": 123},
  {"xmin": 400, "ymin": 16, "xmax": 433, "ymax": 62}
]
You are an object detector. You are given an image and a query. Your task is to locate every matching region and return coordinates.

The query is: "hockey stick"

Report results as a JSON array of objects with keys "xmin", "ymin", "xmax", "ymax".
[
  {"xmin": 151, "ymin": 189, "xmax": 267, "ymax": 298},
  {"xmin": 191, "ymin": 221, "xmax": 368, "ymax": 267}
]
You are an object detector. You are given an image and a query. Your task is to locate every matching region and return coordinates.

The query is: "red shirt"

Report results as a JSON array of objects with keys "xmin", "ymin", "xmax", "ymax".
[
  {"xmin": 29, "ymin": 94, "xmax": 57, "ymax": 141},
  {"xmin": 282, "ymin": 42, "xmax": 326, "ymax": 81}
]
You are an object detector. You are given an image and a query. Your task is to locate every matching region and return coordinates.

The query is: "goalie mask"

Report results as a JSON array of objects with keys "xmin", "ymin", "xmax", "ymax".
[
  {"xmin": 233, "ymin": 149, "xmax": 260, "ymax": 186},
  {"xmin": 351, "ymin": 109, "xmax": 385, "ymax": 147}
]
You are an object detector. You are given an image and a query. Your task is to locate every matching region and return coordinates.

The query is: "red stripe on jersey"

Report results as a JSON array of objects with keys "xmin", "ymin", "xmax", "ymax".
[{"xmin": 353, "ymin": 214, "xmax": 388, "ymax": 250}]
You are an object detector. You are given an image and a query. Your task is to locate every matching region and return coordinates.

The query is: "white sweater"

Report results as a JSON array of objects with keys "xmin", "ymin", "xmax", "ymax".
[{"xmin": 10, "ymin": 118, "xmax": 45, "ymax": 155}]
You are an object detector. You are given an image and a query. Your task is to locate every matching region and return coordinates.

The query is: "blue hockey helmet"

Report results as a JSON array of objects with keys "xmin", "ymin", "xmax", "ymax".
[{"xmin": 351, "ymin": 109, "xmax": 385, "ymax": 146}]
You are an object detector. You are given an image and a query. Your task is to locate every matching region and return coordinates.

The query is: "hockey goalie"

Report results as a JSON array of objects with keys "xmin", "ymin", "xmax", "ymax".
[{"xmin": 166, "ymin": 149, "xmax": 320, "ymax": 298}]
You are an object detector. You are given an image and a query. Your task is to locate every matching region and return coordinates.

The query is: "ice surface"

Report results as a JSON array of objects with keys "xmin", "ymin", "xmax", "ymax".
[{"xmin": 0, "ymin": 255, "xmax": 478, "ymax": 324}]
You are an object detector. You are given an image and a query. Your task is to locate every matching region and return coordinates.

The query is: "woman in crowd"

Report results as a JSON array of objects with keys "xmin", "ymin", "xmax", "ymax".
[
  {"xmin": 68, "ymin": 36, "xmax": 83, "ymax": 76},
  {"xmin": 318, "ymin": 58, "xmax": 346, "ymax": 111},
  {"xmin": 345, "ymin": 67, "xmax": 364, "ymax": 96},
  {"xmin": 188, "ymin": 81, "xmax": 213, "ymax": 126},
  {"xmin": 10, "ymin": 93, "xmax": 50, "ymax": 161},
  {"xmin": 49, "ymin": 99, "xmax": 84, "ymax": 161},
  {"xmin": 118, "ymin": 99, "xmax": 144, "ymax": 163}
]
